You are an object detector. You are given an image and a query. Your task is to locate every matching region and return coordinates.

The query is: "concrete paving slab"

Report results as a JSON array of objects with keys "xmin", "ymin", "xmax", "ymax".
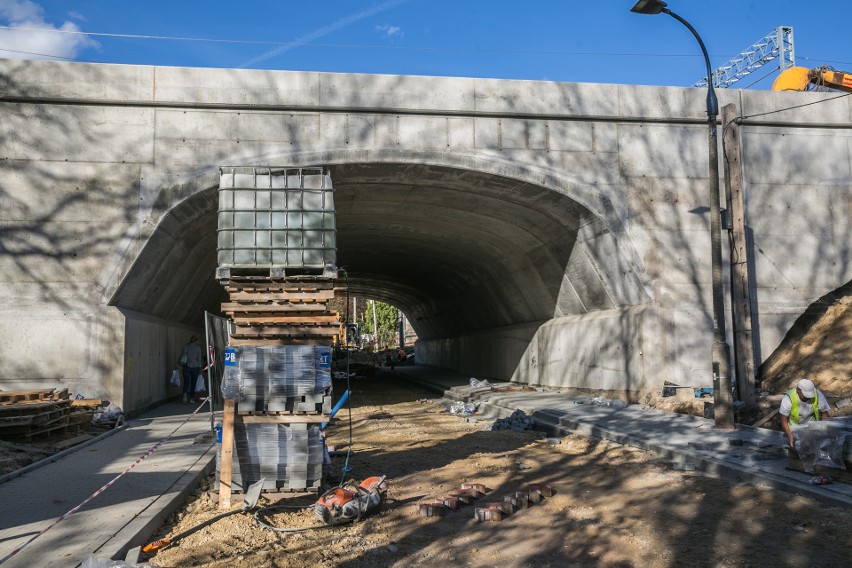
[
  {"xmin": 0, "ymin": 402, "xmax": 215, "ymax": 568},
  {"xmin": 390, "ymin": 366, "xmax": 852, "ymax": 509}
]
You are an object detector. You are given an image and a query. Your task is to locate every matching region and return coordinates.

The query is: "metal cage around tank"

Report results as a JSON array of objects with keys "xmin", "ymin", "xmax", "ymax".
[{"xmin": 216, "ymin": 166, "xmax": 337, "ymax": 278}]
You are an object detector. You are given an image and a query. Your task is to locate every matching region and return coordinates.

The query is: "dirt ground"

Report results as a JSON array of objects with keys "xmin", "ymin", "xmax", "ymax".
[
  {"xmin": 145, "ymin": 374, "xmax": 851, "ymax": 568},
  {"xmin": 2, "ymin": 293, "xmax": 849, "ymax": 566},
  {"xmin": 760, "ymin": 295, "xmax": 852, "ymax": 413}
]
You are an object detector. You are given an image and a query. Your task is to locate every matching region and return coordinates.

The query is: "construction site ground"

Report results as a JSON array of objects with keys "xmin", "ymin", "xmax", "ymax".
[
  {"xmin": 1, "ymin": 365, "xmax": 850, "ymax": 567},
  {"xmin": 1, "ymin": 285, "xmax": 849, "ymax": 568}
]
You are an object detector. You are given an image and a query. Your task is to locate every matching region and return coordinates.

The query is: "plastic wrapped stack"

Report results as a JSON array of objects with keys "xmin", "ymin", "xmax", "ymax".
[
  {"xmin": 218, "ymin": 344, "xmax": 331, "ymax": 491},
  {"xmin": 237, "ymin": 345, "xmax": 332, "ymax": 412},
  {"xmin": 217, "ymin": 423, "xmax": 324, "ymax": 491}
]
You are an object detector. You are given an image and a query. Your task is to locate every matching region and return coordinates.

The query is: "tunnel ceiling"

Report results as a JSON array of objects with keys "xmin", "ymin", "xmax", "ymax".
[{"xmin": 112, "ymin": 162, "xmax": 638, "ymax": 340}]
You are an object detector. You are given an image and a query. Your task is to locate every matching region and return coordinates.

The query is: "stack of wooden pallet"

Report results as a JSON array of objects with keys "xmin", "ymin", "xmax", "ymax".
[
  {"xmin": 218, "ymin": 287, "xmax": 339, "ymax": 503},
  {"xmin": 221, "ymin": 277, "xmax": 341, "ymax": 345},
  {"xmin": 0, "ymin": 388, "xmax": 90, "ymax": 439}
]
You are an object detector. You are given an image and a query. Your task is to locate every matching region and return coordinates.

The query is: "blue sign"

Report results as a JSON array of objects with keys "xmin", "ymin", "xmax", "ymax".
[
  {"xmin": 224, "ymin": 347, "xmax": 238, "ymax": 366},
  {"xmin": 317, "ymin": 346, "xmax": 331, "ymax": 369}
]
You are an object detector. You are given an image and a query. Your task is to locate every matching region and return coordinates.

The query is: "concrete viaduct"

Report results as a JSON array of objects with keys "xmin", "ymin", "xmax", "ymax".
[{"xmin": 1, "ymin": 59, "xmax": 850, "ymax": 413}]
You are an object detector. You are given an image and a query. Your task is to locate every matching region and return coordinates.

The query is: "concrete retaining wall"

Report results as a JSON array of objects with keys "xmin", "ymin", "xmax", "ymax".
[
  {"xmin": 122, "ymin": 310, "xmax": 201, "ymax": 411},
  {"xmin": 417, "ymin": 304, "xmax": 672, "ymax": 394}
]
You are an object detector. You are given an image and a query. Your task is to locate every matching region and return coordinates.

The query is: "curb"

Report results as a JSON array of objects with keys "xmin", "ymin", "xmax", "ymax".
[
  {"xmin": 94, "ymin": 444, "xmax": 216, "ymax": 562},
  {"xmin": 398, "ymin": 373, "xmax": 852, "ymax": 510},
  {"xmin": 0, "ymin": 424, "xmax": 128, "ymax": 485}
]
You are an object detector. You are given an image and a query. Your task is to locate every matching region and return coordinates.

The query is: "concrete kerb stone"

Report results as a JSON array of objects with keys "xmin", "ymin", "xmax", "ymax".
[
  {"xmin": 438, "ymin": 383, "xmax": 852, "ymax": 510},
  {"xmin": 392, "ymin": 371, "xmax": 852, "ymax": 508}
]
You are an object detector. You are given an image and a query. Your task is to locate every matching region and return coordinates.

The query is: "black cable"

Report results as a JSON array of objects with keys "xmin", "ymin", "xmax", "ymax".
[
  {"xmin": 338, "ymin": 270, "xmax": 355, "ymax": 487},
  {"xmin": 739, "ymin": 91, "xmax": 852, "ymax": 121}
]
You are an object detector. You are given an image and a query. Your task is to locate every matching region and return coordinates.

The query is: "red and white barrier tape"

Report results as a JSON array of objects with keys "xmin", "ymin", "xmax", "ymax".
[{"xmin": 0, "ymin": 398, "xmax": 209, "ymax": 565}]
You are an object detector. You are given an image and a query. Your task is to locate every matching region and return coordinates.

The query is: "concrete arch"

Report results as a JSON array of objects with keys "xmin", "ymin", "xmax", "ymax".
[{"xmin": 111, "ymin": 150, "xmax": 653, "ymax": 342}]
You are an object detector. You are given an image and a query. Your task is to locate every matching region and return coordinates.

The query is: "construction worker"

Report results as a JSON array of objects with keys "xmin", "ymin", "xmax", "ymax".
[{"xmin": 779, "ymin": 378, "xmax": 830, "ymax": 447}]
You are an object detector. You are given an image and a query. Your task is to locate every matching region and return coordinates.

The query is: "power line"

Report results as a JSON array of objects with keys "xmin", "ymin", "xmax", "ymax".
[
  {"xmin": 0, "ymin": 47, "xmax": 76, "ymax": 60},
  {"xmin": 0, "ymin": 24, "xmax": 780, "ymax": 60},
  {"xmin": 739, "ymin": 91, "xmax": 851, "ymax": 121},
  {"xmin": 798, "ymin": 55, "xmax": 852, "ymax": 67}
]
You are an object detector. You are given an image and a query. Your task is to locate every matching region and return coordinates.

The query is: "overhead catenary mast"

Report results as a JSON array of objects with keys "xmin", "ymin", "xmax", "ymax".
[{"xmin": 694, "ymin": 26, "xmax": 794, "ymax": 89}]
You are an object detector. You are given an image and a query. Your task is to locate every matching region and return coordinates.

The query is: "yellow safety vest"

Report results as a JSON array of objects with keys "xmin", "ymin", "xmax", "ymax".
[{"xmin": 786, "ymin": 388, "xmax": 820, "ymax": 424}]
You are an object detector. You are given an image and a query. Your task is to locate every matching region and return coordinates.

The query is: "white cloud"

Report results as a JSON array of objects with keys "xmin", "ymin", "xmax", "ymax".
[
  {"xmin": 0, "ymin": 0, "xmax": 97, "ymax": 60},
  {"xmin": 376, "ymin": 23, "xmax": 403, "ymax": 38}
]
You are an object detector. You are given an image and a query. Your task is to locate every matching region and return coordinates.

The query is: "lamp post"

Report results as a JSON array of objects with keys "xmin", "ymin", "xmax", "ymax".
[{"xmin": 631, "ymin": 0, "xmax": 735, "ymax": 429}]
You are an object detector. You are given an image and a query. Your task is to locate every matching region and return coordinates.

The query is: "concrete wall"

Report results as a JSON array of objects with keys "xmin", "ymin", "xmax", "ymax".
[
  {"xmin": 417, "ymin": 304, "xmax": 667, "ymax": 395},
  {"xmin": 0, "ymin": 59, "xmax": 850, "ymax": 411},
  {"xmin": 121, "ymin": 310, "xmax": 201, "ymax": 412}
]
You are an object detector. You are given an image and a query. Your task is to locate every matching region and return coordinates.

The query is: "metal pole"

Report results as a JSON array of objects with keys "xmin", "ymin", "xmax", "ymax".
[
  {"xmin": 664, "ymin": 8, "xmax": 735, "ymax": 429},
  {"xmin": 203, "ymin": 311, "xmax": 215, "ymax": 431},
  {"xmin": 371, "ymin": 299, "xmax": 378, "ymax": 349}
]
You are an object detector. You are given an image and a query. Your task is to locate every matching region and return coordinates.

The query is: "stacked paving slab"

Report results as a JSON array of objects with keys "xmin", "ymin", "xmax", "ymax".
[{"xmin": 215, "ymin": 166, "xmax": 339, "ymax": 493}]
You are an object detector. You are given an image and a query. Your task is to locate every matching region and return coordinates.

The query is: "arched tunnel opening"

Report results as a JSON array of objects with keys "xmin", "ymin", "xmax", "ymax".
[{"xmin": 110, "ymin": 161, "xmax": 652, "ymax": 408}]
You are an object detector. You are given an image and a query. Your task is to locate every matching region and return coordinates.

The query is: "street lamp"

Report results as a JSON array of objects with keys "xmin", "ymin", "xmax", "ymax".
[{"xmin": 631, "ymin": 0, "xmax": 735, "ymax": 429}]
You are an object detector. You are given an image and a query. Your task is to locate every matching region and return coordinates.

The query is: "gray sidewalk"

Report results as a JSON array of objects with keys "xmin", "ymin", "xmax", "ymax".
[
  {"xmin": 0, "ymin": 401, "xmax": 215, "ymax": 568},
  {"xmin": 389, "ymin": 366, "xmax": 852, "ymax": 509}
]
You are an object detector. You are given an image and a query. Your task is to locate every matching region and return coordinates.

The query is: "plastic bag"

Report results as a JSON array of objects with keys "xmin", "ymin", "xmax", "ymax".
[
  {"xmin": 195, "ymin": 374, "xmax": 207, "ymax": 392},
  {"xmin": 170, "ymin": 369, "xmax": 181, "ymax": 387},
  {"xmin": 794, "ymin": 425, "xmax": 846, "ymax": 473},
  {"xmin": 82, "ymin": 554, "xmax": 154, "ymax": 567},
  {"xmin": 448, "ymin": 401, "xmax": 479, "ymax": 415},
  {"xmin": 92, "ymin": 404, "xmax": 124, "ymax": 425},
  {"xmin": 572, "ymin": 396, "xmax": 626, "ymax": 409},
  {"xmin": 469, "ymin": 378, "xmax": 491, "ymax": 388}
]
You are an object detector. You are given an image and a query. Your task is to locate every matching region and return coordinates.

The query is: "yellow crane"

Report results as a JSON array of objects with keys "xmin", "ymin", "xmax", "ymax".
[{"xmin": 772, "ymin": 65, "xmax": 852, "ymax": 93}]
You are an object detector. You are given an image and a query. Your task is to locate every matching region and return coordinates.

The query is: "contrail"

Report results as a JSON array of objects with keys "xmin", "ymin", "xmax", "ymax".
[{"xmin": 240, "ymin": 0, "xmax": 411, "ymax": 68}]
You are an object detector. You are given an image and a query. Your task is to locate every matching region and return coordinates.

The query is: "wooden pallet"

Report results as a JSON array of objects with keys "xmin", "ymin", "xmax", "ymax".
[
  {"xmin": 235, "ymin": 413, "xmax": 327, "ymax": 424},
  {"xmin": 227, "ymin": 290, "xmax": 334, "ymax": 303},
  {"xmin": 787, "ymin": 458, "xmax": 852, "ymax": 484},
  {"xmin": 221, "ymin": 302, "xmax": 327, "ymax": 313},
  {"xmin": 231, "ymin": 324, "xmax": 340, "ymax": 338},
  {"xmin": 786, "ymin": 450, "xmax": 852, "ymax": 484},
  {"xmin": 228, "ymin": 337, "xmax": 332, "ymax": 346},
  {"xmin": 0, "ymin": 389, "xmax": 64, "ymax": 405},
  {"xmin": 230, "ymin": 313, "xmax": 340, "ymax": 325},
  {"xmin": 217, "ymin": 266, "xmax": 338, "ymax": 281},
  {"xmin": 0, "ymin": 399, "xmax": 75, "ymax": 439},
  {"xmin": 222, "ymin": 276, "xmax": 343, "ymax": 342}
]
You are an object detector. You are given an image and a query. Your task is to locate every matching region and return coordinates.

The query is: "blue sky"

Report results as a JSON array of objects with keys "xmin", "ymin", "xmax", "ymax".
[{"xmin": 0, "ymin": 0, "xmax": 849, "ymax": 89}]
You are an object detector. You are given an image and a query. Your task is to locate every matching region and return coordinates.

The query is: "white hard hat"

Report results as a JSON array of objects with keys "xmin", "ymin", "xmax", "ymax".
[{"xmin": 797, "ymin": 378, "xmax": 816, "ymax": 398}]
